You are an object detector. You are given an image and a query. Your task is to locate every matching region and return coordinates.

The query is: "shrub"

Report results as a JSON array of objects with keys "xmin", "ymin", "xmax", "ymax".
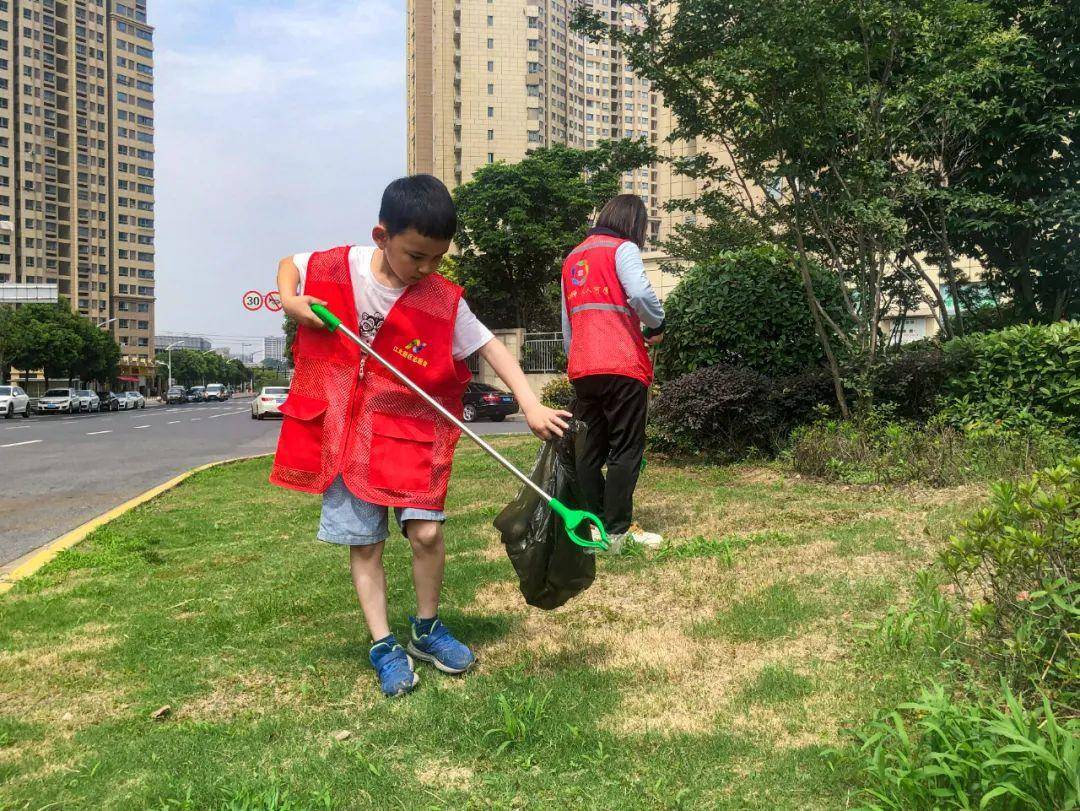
[
  {"xmin": 940, "ymin": 458, "xmax": 1079, "ymax": 704},
  {"xmin": 539, "ymin": 376, "xmax": 574, "ymax": 410},
  {"xmin": 771, "ymin": 366, "xmax": 839, "ymax": 430},
  {"xmin": 940, "ymin": 321, "xmax": 1080, "ymax": 437},
  {"xmin": 842, "ymin": 683, "xmax": 1079, "ymax": 810},
  {"xmin": 656, "ymin": 245, "xmax": 850, "ymax": 381},
  {"xmin": 868, "ymin": 339, "xmax": 975, "ymax": 421},
  {"xmin": 788, "ymin": 409, "xmax": 1074, "ymax": 486},
  {"xmin": 648, "ymin": 364, "xmax": 778, "ymax": 459}
]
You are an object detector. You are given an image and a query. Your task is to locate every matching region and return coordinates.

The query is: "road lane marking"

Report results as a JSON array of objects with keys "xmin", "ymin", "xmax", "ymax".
[
  {"xmin": 86, "ymin": 430, "xmax": 113, "ymax": 436},
  {"xmin": 133, "ymin": 425, "xmax": 151, "ymax": 430},
  {"xmin": 190, "ymin": 418, "xmax": 202, "ymax": 422},
  {"xmin": 1, "ymin": 440, "xmax": 42, "ymax": 448},
  {"xmin": 208, "ymin": 410, "xmax": 248, "ymax": 419},
  {"xmin": 167, "ymin": 420, "xmax": 181, "ymax": 425}
]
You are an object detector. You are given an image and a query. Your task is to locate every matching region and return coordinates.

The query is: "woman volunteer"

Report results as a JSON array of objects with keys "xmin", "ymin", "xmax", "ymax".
[{"xmin": 561, "ymin": 194, "xmax": 665, "ymax": 552}]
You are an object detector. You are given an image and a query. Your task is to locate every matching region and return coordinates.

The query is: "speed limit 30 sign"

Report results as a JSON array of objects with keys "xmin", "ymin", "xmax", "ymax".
[{"xmin": 243, "ymin": 290, "xmax": 265, "ymax": 311}]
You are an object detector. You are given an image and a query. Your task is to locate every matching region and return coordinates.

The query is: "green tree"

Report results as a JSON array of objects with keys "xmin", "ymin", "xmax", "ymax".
[
  {"xmin": 74, "ymin": 318, "xmax": 121, "ymax": 386},
  {"xmin": 937, "ymin": 0, "xmax": 1079, "ymax": 322},
  {"xmin": 0, "ymin": 302, "xmax": 84, "ymax": 384},
  {"xmin": 163, "ymin": 349, "xmax": 209, "ymax": 387},
  {"xmin": 453, "ymin": 140, "xmax": 654, "ymax": 329},
  {"xmin": 576, "ymin": 0, "xmax": 1013, "ymax": 415},
  {"xmin": 283, "ymin": 315, "xmax": 297, "ymax": 368}
]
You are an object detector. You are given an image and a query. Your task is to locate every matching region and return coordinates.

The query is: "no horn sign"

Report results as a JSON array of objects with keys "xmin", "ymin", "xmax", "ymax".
[{"xmin": 243, "ymin": 290, "xmax": 282, "ymax": 312}]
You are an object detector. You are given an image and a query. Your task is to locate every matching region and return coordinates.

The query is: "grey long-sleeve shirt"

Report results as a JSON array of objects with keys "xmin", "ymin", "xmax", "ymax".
[{"xmin": 562, "ymin": 241, "xmax": 665, "ymax": 355}]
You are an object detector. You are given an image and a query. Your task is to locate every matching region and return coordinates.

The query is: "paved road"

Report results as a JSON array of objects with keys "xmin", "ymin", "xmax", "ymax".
[{"xmin": 0, "ymin": 397, "xmax": 529, "ymax": 566}]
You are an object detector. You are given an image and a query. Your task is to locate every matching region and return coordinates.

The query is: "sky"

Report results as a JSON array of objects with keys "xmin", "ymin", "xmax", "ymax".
[{"xmin": 151, "ymin": 0, "xmax": 406, "ymax": 354}]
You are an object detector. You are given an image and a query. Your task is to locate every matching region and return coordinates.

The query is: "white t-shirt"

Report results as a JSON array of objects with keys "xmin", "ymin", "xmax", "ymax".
[{"xmin": 293, "ymin": 246, "xmax": 493, "ymax": 361}]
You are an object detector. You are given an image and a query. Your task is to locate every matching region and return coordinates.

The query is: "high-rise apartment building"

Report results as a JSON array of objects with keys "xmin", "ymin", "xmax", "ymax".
[
  {"xmin": 408, "ymin": 0, "xmax": 685, "ymax": 245},
  {"xmin": 0, "ymin": 0, "xmax": 155, "ymax": 385},
  {"xmin": 264, "ymin": 335, "xmax": 286, "ymax": 364}
]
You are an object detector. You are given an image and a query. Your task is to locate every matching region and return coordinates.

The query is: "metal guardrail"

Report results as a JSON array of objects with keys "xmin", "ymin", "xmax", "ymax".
[{"xmin": 521, "ymin": 332, "xmax": 566, "ymax": 373}]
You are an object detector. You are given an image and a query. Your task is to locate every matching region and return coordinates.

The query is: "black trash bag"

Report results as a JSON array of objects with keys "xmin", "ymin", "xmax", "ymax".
[{"xmin": 493, "ymin": 419, "xmax": 595, "ymax": 610}]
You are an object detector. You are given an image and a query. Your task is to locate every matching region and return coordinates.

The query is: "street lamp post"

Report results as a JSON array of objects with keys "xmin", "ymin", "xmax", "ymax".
[{"xmin": 162, "ymin": 340, "xmax": 183, "ymax": 389}]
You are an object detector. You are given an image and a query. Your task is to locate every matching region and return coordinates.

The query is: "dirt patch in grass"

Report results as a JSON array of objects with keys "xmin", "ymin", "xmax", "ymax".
[
  {"xmin": 0, "ymin": 625, "xmax": 128, "ymax": 734},
  {"xmin": 177, "ymin": 670, "xmax": 315, "ymax": 722},
  {"xmin": 414, "ymin": 757, "xmax": 476, "ymax": 791}
]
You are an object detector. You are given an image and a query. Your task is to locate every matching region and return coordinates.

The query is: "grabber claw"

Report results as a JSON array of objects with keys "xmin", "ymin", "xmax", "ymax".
[{"xmin": 550, "ymin": 500, "xmax": 609, "ymax": 551}]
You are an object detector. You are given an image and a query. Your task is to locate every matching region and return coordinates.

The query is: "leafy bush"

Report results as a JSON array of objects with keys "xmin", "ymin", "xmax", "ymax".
[
  {"xmin": 539, "ymin": 376, "xmax": 574, "ymax": 410},
  {"xmin": 843, "ymin": 683, "xmax": 1079, "ymax": 810},
  {"xmin": 656, "ymin": 245, "xmax": 850, "ymax": 381},
  {"xmin": 940, "ymin": 321, "xmax": 1080, "ymax": 437},
  {"xmin": 788, "ymin": 409, "xmax": 1074, "ymax": 486},
  {"xmin": 940, "ymin": 458, "xmax": 1079, "ymax": 704},
  {"xmin": 868, "ymin": 339, "xmax": 975, "ymax": 421},
  {"xmin": 648, "ymin": 364, "xmax": 778, "ymax": 459},
  {"xmin": 771, "ymin": 366, "xmax": 839, "ymax": 428}
]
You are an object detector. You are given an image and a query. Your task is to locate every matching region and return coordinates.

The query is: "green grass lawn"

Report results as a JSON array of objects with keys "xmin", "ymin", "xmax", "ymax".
[{"xmin": 0, "ymin": 438, "xmax": 988, "ymax": 810}]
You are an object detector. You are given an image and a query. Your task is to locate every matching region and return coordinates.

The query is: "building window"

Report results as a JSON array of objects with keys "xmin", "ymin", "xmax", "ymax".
[
  {"xmin": 487, "ymin": 129, "xmax": 494, "ymax": 140},
  {"xmin": 487, "ymin": 38, "xmax": 493, "ymax": 49},
  {"xmin": 487, "ymin": 15, "xmax": 493, "ymax": 25},
  {"xmin": 487, "ymin": 60, "xmax": 494, "ymax": 72},
  {"xmin": 488, "ymin": 83, "xmax": 494, "ymax": 95},
  {"xmin": 487, "ymin": 153, "xmax": 494, "ymax": 163},
  {"xmin": 487, "ymin": 107, "xmax": 494, "ymax": 117}
]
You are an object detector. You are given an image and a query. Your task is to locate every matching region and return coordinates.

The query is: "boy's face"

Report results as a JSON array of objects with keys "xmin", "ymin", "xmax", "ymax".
[{"xmin": 372, "ymin": 226, "xmax": 452, "ymax": 285}]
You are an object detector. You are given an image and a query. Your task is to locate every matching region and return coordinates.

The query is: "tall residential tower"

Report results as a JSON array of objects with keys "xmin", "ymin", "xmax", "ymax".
[
  {"xmin": 0, "ymin": 0, "xmax": 156, "ymax": 384},
  {"xmin": 408, "ymin": 0, "xmax": 684, "ymax": 246}
]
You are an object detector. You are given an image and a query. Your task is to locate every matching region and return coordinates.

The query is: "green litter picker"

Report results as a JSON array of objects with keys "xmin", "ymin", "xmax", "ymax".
[{"xmin": 310, "ymin": 303, "xmax": 609, "ymax": 551}]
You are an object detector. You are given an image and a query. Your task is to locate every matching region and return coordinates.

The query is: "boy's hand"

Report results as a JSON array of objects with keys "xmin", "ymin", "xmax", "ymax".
[
  {"xmin": 283, "ymin": 294, "xmax": 328, "ymax": 329},
  {"xmin": 524, "ymin": 403, "xmax": 572, "ymax": 440},
  {"xmin": 645, "ymin": 332, "xmax": 664, "ymax": 346}
]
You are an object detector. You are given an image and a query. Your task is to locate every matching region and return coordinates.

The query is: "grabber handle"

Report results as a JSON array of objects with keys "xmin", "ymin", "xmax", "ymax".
[
  {"xmin": 550, "ymin": 499, "xmax": 609, "ymax": 551},
  {"xmin": 311, "ymin": 303, "xmax": 341, "ymax": 332}
]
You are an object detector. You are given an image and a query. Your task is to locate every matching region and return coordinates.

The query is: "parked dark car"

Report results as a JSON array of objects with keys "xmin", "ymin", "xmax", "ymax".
[
  {"xmin": 187, "ymin": 386, "xmax": 206, "ymax": 402},
  {"xmin": 166, "ymin": 386, "xmax": 187, "ymax": 404},
  {"xmin": 99, "ymin": 392, "xmax": 125, "ymax": 412},
  {"xmin": 462, "ymin": 382, "xmax": 518, "ymax": 423}
]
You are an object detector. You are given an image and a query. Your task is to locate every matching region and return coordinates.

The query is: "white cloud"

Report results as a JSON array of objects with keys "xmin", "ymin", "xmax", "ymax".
[{"xmin": 151, "ymin": 1, "xmax": 407, "ymax": 345}]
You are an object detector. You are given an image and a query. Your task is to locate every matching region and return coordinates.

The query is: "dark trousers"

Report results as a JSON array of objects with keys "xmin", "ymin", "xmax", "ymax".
[{"xmin": 571, "ymin": 374, "xmax": 649, "ymax": 535}]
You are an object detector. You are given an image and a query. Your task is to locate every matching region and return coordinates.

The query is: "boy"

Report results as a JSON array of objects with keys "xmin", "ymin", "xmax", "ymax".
[{"xmin": 273, "ymin": 175, "xmax": 570, "ymax": 697}]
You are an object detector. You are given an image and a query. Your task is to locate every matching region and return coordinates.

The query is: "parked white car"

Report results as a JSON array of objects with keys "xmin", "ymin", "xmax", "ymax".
[
  {"xmin": 123, "ymin": 391, "xmax": 146, "ymax": 409},
  {"xmin": 37, "ymin": 388, "xmax": 80, "ymax": 414},
  {"xmin": 251, "ymin": 386, "xmax": 289, "ymax": 420},
  {"xmin": 75, "ymin": 389, "xmax": 100, "ymax": 413},
  {"xmin": 0, "ymin": 385, "xmax": 31, "ymax": 419}
]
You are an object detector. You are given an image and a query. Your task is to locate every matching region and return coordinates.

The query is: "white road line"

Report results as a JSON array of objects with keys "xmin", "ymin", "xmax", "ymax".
[
  {"xmin": 1, "ymin": 439, "xmax": 42, "ymax": 448},
  {"xmin": 167, "ymin": 420, "xmax": 181, "ymax": 425},
  {"xmin": 208, "ymin": 409, "xmax": 247, "ymax": 419},
  {"xmin": 86, "ymin": 430, "xmax": 113, "ymax": 436},
  {"xmin": 133, "ymin": 425, "xmax": 151, "ymax": 430},
  {"xmin": 190, "ymin": 418, "xmax": 202, "ymax": 422}
]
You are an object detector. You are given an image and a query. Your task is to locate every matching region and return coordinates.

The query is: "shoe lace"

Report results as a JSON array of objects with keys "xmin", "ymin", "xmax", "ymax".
[
  {"xmin": 416, "ymin": 620, "xmax": 458, "ymax": 656},
  {"xmin": 373, "ymin": 644, "xmax": 411, "ymax": 682}
]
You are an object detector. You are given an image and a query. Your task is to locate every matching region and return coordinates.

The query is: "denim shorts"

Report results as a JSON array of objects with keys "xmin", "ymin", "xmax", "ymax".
[{"xmin": 317, "ymin": 475, "xmax": 445, "ymax": 546}]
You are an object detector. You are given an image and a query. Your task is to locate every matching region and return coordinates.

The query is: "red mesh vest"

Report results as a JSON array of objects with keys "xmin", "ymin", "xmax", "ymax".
[
  {"xmin": 270, "ymin": 246, "xmax": 472, "ymax": 510},
  {"xmin": 562, "ymin": 234, "xmax": 653, "ymax": 386}
]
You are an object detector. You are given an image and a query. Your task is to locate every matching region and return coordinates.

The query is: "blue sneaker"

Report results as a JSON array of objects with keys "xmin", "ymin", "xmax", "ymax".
[
  {"xmin": 369, "ymin": 636, "xmax": 419, "ymax": 697},
  {"xmin": 406, "ymin": 616, "xmax": 476, "ymax": 675}
]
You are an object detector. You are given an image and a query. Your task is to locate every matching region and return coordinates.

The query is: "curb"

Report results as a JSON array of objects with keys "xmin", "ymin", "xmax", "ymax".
[{"xmin": 0, "ymin": 453, "xmax": 273, "ymax": 596}]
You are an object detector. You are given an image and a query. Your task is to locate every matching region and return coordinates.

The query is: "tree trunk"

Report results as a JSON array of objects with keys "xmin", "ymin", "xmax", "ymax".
[{"xmin": 790, "ymin": 214, "xmax": 849, "ymax": 419}]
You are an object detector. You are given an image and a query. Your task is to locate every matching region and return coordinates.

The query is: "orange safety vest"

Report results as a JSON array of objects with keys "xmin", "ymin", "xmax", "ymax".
[
  {"xmin": 270, "ymin": 246, "xmax": 471, "ymax": 510},
  {"xmin": 561, "ymin": 234, "xmax": 653, "ymax": 386}
]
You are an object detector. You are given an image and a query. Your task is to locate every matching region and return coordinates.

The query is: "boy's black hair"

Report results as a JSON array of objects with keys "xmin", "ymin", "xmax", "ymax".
[{"xmin": 379, "ymin": 174, "xmax": 457, "ymax": 240}]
